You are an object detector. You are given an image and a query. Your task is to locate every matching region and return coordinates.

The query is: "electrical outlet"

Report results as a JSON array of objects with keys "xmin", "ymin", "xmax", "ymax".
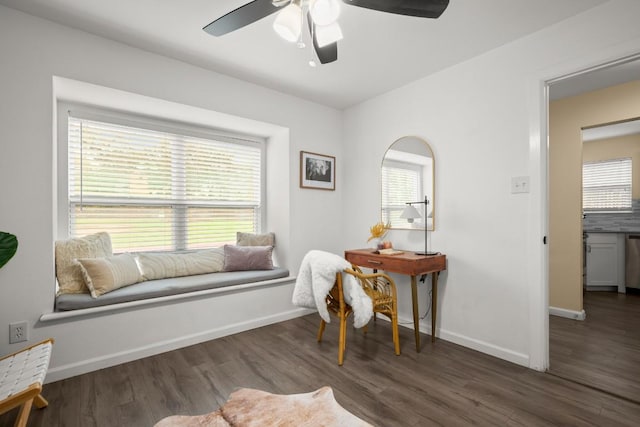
[{"xmin": 9, "ymin": 321, "xmax": 28, "ymax": 344}]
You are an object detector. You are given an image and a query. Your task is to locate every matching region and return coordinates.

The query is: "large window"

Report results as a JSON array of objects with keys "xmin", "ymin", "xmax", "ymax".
[
  {"xmin": 583, "ymin": 157, "xmax": 632, "ymax": 213},
  {"xmin": 65, "ymin": 110, "xmax": 264, "ymax": 253}
]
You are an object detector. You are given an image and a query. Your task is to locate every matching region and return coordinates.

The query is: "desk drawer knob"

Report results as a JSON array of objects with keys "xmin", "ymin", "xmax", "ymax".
[{"xmin": 367, "ymin": 259, "xmax": 382, "ymax": 265}]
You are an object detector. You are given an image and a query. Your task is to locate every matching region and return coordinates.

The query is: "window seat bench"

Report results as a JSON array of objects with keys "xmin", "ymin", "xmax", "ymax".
[{"xmin": 55, "ymin": 268, "xmax": 290, "ymax": 312}]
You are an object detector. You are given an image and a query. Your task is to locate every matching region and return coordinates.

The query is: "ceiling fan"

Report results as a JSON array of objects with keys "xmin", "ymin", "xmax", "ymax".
[{"xmin": 203, "ymin": 0, "xmax": 450, "ymax": 66}]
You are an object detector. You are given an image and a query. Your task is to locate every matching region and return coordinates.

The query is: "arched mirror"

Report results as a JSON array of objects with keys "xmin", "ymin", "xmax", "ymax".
[{"xmin": 381, "ymin": 136, "xmax": 435, "ymax": 231}]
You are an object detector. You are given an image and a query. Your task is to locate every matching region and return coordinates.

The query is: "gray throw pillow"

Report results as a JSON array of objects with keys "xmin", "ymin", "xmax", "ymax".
[{"xmin": 223, "ymin": 245, "xmax": 274, "ymax": 271}]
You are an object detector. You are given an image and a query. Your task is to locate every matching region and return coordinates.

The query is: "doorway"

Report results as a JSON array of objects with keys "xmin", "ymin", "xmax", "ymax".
[{"xmin": 546, "ymin": 56, "xmax": 640, "ymax": 402}]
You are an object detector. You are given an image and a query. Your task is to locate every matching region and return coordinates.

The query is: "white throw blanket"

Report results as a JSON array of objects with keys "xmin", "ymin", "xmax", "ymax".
[{"xmin": 292, "ymin": 250, "xmax": 373, "ymax": 328}]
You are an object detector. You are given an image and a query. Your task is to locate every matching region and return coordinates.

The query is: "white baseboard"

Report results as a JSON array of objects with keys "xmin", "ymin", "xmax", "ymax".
[
  {"xmin": 49, "ymin": 308, "xmax": 536, "ymax": 382},
  {"xmin": 549, "ymin": 306, "xmax": 586, "ymax": 320},
  {"xmin": 46, "ymin": 307, "xmax": 314, "ymax": 383},
  {"xmin": 397, "ymin": 315, "xmax": 530, "ymax": 367},
  {"xmin": 439, "ymin": 328, "xmax": 530, "ymax": 367}
]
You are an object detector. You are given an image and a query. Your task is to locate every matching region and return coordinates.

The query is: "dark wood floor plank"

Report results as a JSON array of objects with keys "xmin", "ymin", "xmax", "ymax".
[
  {"xmin": 2, "ymin": 302, "xmax": 640, "ymax": 426},
  {"xmin": 549, "ymin": 291, "xmax": 640, "ymax": 402}
]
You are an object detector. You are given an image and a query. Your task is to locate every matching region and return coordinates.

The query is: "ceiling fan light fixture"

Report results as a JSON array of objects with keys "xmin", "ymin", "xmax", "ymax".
[
  {"xmin": 309, "ymin": 0, "xmax": 341, "ymax": 26},
  {"xmin": 273, "ymin": 3, "xmax": 302, "ymax": 42},
  {"xmin": 315, "ymin": 22, "xmax": 343, "ymax": 48}
]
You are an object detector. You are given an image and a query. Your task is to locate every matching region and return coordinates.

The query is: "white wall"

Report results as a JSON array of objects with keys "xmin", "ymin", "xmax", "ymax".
[
  {"xmin": 343, "ymin": 0, "xmax": 640, "ymax": 367},
  {"xmin": 0, "ymin": 5, "xmax": 342, "ymax": 379}
]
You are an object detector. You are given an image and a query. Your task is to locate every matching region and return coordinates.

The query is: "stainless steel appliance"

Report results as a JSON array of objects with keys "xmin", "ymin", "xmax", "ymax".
[{"xmin": 626, "ymin": 234, "xmax": 640, "ymax": 289}]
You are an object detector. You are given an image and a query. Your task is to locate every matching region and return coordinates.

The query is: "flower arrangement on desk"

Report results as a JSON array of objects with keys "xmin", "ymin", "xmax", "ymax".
[{"xmin": 367, "ymin": 222, "xmax": 392, "ymax": 249}]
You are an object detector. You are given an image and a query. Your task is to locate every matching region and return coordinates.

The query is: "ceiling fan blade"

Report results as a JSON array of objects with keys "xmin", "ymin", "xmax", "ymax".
[
  {"xmin": 203, "ymin": 0, "xmax": 282, "ymax": 36},
  {"xmin": 343, "ymin": 0, "xmax": 449, "ymax": 19},
  {"xmin": 307, "ymin": 12, "xmax": 338, "ymax": 65},
  {"xmin": 314, "ymin": 37, "xmax": 338, "ymax": 65}
]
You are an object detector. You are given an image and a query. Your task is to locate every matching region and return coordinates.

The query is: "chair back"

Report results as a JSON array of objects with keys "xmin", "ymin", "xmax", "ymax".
[
  {"xmin": 344, "ymin": 267, "xmax": 397, "ymax": 316},
  {"xmin": 325, "ymin": 272, "xmax": 352, "ymax": 317}
]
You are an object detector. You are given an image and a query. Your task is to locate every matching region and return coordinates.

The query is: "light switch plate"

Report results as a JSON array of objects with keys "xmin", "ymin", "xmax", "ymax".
[{"xmin": 511, "ymin": 176, "xmax": 530, "ymax": 193}]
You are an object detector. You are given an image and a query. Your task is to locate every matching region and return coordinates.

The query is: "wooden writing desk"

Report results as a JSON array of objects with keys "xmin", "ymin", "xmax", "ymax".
[{"xmin": 344, "ymin": 249, "xmax": 447, "ymax": 352}]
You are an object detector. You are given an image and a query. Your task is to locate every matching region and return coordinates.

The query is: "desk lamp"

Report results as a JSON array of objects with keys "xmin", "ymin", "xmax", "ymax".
[{"xmin": 400, "ymin": 196, "xmax": 438, "ymax": 256}]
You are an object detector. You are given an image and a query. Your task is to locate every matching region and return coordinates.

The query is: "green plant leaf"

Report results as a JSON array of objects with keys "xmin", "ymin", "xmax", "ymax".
[{"xmin": 0, "ymin": 232, "xmax": 18, "ymax": 269}]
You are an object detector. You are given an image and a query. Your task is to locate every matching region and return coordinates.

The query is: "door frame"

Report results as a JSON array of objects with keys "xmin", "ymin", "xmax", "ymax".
[{"xmin": 526, "ymin": 44, "xmax": 640, "ymax": 371}]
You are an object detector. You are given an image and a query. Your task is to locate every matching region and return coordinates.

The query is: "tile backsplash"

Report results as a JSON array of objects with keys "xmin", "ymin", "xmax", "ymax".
[{"xmin": 583, "ymin": 199, "xmax": 640, "ymax": 232}]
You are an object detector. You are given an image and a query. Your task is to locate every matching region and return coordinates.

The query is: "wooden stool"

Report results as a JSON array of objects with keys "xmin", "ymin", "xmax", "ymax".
[{"xmin": 0, "ymin": 339, "xmax": 54, "ymax": 427}]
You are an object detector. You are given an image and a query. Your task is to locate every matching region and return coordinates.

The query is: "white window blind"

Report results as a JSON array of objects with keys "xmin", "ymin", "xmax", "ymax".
[
  {"xmin": 68, "ymin": 115, "xmax": 262, "ymax": 253},
  {"xmin": 583, "ymin": 157, "xmax": 632, "ymax": 213},
  {"xmin": 381, "ymin": 161, "xmax": 422, "ymax": 225}
]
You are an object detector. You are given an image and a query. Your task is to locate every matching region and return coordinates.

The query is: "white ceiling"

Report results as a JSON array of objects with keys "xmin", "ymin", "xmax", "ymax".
[
  {"xmin": 549, "ymin": 58, "xmax": 640, "ymax": 101},
  {"xmin": 550, "ymin": 58, "xmax": 640, "ymax": 141},
  {"xmin": 0, "ymin": 0, "xmax": 609, "ymax": 109}
]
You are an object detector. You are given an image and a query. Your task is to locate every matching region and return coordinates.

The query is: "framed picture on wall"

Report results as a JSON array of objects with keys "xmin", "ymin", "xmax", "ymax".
[{"xmin": 300, "ymin": 151, "xmax": 335, "ymax": 190}]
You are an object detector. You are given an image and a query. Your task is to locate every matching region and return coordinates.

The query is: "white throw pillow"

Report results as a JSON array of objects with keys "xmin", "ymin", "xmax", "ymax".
[
  {"xmin": 236, "ymin": 232, "xmax": 275, "ymax": 247},
  {"xmin": 77, "ymin": 253, "xmax": 142, "ymax": 298},
  {"xmin": 136, "ymin": 248, "xmax": 225, "ymax": 281},
  {"xmin": 55, "ymin": 232, "xmax": 112, "ymax": 295}
]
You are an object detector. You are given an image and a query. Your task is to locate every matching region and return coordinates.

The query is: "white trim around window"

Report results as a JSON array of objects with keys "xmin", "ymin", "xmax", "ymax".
[{"xmin": 582, "ymin": 157, "xmax": 632, "ymax": 213}]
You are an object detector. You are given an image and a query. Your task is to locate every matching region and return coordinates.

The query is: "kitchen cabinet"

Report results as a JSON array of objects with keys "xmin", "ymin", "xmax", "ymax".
[{"xmin": 585, "ymin": 232, "xmax": 626, "ymax": 292}]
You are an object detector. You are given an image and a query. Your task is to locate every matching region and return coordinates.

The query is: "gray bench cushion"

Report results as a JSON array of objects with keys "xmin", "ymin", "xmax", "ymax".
[{"xmin": 55, "ymin": 268, "xmax": 290, "ymax": 311}]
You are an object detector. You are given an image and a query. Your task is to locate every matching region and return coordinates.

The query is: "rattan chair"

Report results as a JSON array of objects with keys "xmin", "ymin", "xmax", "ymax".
[
  {"xmin": 317, "ymin": 267, "xmax": 400, "ymax": 365},
  {"xmin": 0, "ymin": 338, "xmax": 54, "ymax": 427}
]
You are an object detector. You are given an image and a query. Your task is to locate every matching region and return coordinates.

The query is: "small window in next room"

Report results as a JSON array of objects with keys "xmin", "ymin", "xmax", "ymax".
[
  {"xmin": 582, "ymin": 157, "xmax": 632, "ymax": 213},
  {"xmin": 59, "ymin": 106, "xmax": 266, "ymax": 253}
]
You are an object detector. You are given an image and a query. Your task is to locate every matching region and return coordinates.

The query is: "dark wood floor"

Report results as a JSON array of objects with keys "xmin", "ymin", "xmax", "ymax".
[
  {"xmin": 3, "ymin": 311, "xmax": 640, "ymax": 426},
  {"xmin": 549, "ymin": 290, "xmax": 640, "ymax": 404}
]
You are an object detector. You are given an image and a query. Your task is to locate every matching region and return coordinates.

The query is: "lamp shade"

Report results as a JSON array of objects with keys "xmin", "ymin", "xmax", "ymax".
[
  {"xmin": 400, "ymin": 205, "xmax": 421, "ymax": 223},
  {"xmin": 273, "ymin": 3, "xmax": 302, "ymax": 42},
  {"xmin": 315, "ymin": 22, "xmax": 343, "ymax": 47},
  {"xmin": 310, "ymin": 0, "xmax": 341, "ymax": 26}
]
